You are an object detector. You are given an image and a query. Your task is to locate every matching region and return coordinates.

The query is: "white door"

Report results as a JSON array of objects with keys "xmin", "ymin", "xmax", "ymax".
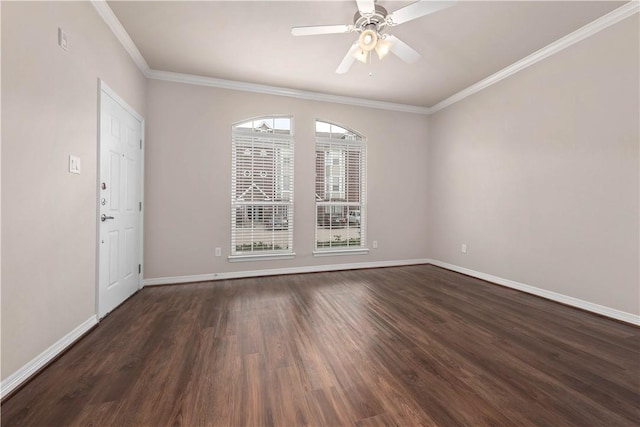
[{"xmin": 98, "ymin": 83, "xmax": 143, "ymax": 319}]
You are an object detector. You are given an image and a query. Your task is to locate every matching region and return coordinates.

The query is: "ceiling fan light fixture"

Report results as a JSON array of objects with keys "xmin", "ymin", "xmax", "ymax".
[
  {"xmin": 292, "ymin": 0, "xmax": 456, "ymax": 74},
  {"xmin": 374, "ymin": 38, "xmax": 392, "ymax": 60},
  {"xmin": 358, "ymin": 28, "xmax": 378, "ymax": 51},
  {"xmin": 353, "ymin": 48, "xmax": 368, "ymax": 63}
]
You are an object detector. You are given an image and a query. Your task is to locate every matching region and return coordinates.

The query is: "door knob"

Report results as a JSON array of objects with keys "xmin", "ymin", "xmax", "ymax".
[{"xmin": 101, "ymin": 214, "xmax": 114, "ymax": 222}]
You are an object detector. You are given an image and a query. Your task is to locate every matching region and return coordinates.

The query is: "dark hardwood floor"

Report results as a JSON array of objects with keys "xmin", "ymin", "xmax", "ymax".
[{"xmin": 2, "ymin": 265, "xmax": 639, "ymax": 426}]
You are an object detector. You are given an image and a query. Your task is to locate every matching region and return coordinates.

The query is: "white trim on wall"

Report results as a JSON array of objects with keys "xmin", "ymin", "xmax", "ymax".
[
  {"xmin": 143, "ymin": 258, "xmax": 431, "ymax": 286},
  {"xmin": 0, "ymin": 316, "xmax": 98, "ymax": 400},
  {"xmin": 428, "ymin": 260, "xmax": 640, "ymax": 326},
  {"xmin": 428, "ymin": 1, "xmax": 640, "ymax": 114},
  {"xmin": 144, "ymin": 260, "xmax": 640, "ymax": 326},
  {"xmin": 99, "ymin": 79, "xmax": 144, "ymax": 122},
  {"xmin": 92, "ymin": 1, "xmax": 638, "ymax": 115},
  {"xmin": 147, "ymin": 70, "xmax": 431, "ymax": 114},
  {"xmin": 3, "ymin": 258, "xmax": 637, "ymax": 399},
  {"xmin": 90, "ymin": 0, "xmax": 151, "ymax": 77}
]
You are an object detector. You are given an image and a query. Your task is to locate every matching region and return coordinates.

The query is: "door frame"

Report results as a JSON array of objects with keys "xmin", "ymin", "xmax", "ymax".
[{"xmin": 96, "ymin": 79, "xmax": 145, "ymax": 319}]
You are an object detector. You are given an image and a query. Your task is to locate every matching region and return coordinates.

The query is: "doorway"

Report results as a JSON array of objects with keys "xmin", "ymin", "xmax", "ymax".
[{"xmin": 97, "ymin": 81, "xmax": 144, "ymax": 319}]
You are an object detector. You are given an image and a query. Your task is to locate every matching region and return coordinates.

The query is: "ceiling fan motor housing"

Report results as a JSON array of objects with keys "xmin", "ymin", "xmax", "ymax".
[
  {"xmin": 353, "ymin": 5, "xmax": 388, "ymax": 36},
  {"xmin": 291, "ymin": 0, "xmax": 457, "ymax": 73}
]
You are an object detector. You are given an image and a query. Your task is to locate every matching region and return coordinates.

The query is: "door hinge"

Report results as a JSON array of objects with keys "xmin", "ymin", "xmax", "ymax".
[
  {"xmin": 139, "ymin": 201, "xmax": 142, "ymax": 211},
  {"xmin": 138, "ymin": 264, "xmax": 141, "ymax": 274},
  {"xmin": 140, "ymin": 139, "xmax": 142, "ymax": 149}
]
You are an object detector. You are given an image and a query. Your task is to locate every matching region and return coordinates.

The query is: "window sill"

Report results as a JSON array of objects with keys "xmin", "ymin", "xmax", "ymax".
[
  {"xmin": 228, "ymin": 253, "xmax": 296, "ymax": 262},
  {"xmin": 313, "ymin": 248, "xmax": 370, "ymax": 257}
]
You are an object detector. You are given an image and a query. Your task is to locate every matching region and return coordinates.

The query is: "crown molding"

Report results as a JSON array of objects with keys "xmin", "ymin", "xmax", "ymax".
[
  {"xmin": 89, "ymin": 0, "xmax": 428, "ymax": 114},
  {"xmin": 146, "ymin": 69, "xmax": 431, "ymax": 114},
  {"xmin": 91, "ymin": 0, "xmax": 151, "ymax": 77},
  {"xmin": 427, "ymin": 1, "xmax": 640, "ymax": 114},
  {"xmin": 93, "ymin": 0, "xmax": 638, "ymax": 116}
]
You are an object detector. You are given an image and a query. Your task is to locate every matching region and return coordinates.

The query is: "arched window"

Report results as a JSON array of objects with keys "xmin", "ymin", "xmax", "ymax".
[
  {"xmin": 315, "ymin": 120, "xmax": 367, "ymax": 253},
  {"xmin": 230, "ymin": 116, "xmax": 294, "ymax": 259}
]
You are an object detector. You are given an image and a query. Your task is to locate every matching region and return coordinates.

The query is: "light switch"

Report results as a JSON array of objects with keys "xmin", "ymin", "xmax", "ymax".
[
  {"xmin": 58, "ymin": 27, "xmax": 68, "ymax": 51},
  {"xmin": 69, "ymin": 155, "xmax": 81, "ymax": 174},
  {"xmin": 215, "ymin": 248, "xmax": 222, "ymax": 257}
]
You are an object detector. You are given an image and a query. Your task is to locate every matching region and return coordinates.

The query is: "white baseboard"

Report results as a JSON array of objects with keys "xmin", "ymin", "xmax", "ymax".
[
  {"xmin": 2, "ymin": 260, "xmax": 636, "ymax": 401},
  {"xmin": 144, "ymin": 259, "xmax": 639, "ymax": 325},
  {"xmin": 1, "ymin": 315, "xmax": 98, "ymax": 399},
  {"xmin": 429, "ymin": 259, "xmax": 640, "ymax": 326},
  {"xmin": 143, "ymin": 258, "xmax": 431, "ymax": 286}
]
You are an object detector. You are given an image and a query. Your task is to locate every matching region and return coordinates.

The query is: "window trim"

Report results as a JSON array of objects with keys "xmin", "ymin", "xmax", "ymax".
[
  {"xmin": 228, "ymin": 253, "xmax": 296, "ymax": 262},
  {"xmin": 312, "ymin": 248, "xmax": 369, "ymax": 257},
  {"xmin": 314, "ymin": 119, "xmax": 367, "ymax": 254},
  {"xmin": 230, "ymin": 115, "xmax": 295, "ymax": 260}
]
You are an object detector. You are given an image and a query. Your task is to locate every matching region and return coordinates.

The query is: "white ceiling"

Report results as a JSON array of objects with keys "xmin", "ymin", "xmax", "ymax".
[{"xmin": 107, "ymin": 1, "xmax": 626, "ymax": 108}]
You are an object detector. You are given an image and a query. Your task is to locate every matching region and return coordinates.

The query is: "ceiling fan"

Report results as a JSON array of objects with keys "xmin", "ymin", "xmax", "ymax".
[{"xmin": 291, "ymin": 0, "xmax": 457, "ymax": 74}]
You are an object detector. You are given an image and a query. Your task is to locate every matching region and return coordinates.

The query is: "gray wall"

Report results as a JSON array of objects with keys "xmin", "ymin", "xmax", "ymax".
[
  {"xmin": 2, "ymin": 0, "xmax": 638, "ymax": 389},
  {"xmin": 1, "ymin": 1, "xmax": 147, "ymax": 379},
  {"xmin": 143, "ymin": 80, "xmax": 430, "ymax": 279},
  {"xmin": 427, "ymin": 16, "xmax": 639, "ymax": 315}
]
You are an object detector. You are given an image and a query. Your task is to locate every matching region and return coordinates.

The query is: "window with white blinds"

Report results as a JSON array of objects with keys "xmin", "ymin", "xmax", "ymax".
[
  {"xmin": 315, "ymin": 120, "xmax": 366, "ymax": 253},
  {"xmin": 231, "ymin": 117, "xmax": 294, "ymax": 259}
]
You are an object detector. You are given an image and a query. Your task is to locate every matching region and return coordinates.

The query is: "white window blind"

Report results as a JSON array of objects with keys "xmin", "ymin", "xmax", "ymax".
[
  {"xmin": 315, "ymin": 120, "xmax": 366, "ymax": 252},
  {"xmin": 231, "ymin": 117, "xmax": 294, "ymax": 257}
]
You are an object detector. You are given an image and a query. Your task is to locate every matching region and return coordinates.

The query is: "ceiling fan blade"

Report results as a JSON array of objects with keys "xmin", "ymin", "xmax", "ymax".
[
  {"xmin": 387, "ymin": 0, "xmax": 457, "ymax": 26},
  {"xmin": 356, "ymin": 0, "xmax": 375, "ymax": 15},
  {"xmin": 387, "ymin": 35, "xmax": 421, "ymax": 64},
  {"xmin": 291, "ymin": 25, "xmax": 352, "ymax": 36},
  {"xmin": 336, "ymin": 42, "xmax": 360, "ymax": 74}
]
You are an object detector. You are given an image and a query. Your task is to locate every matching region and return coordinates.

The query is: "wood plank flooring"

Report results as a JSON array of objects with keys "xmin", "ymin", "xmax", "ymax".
[{"xmin": 2, "ymin": 265, "xmax": 639, "ymax": 426}]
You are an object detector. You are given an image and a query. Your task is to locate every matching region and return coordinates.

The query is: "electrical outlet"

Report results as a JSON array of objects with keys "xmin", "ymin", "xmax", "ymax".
[
  {"xmin": 372, "ymin": 240, "xmax": 378, "ymax": 249},
  {"xmin": 215, "ymin": 247, "xmax": 222, "ymax": 257},
  {"xmin": 461, "ymin": 243, "xmax": 467, "ymax": 254}
]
